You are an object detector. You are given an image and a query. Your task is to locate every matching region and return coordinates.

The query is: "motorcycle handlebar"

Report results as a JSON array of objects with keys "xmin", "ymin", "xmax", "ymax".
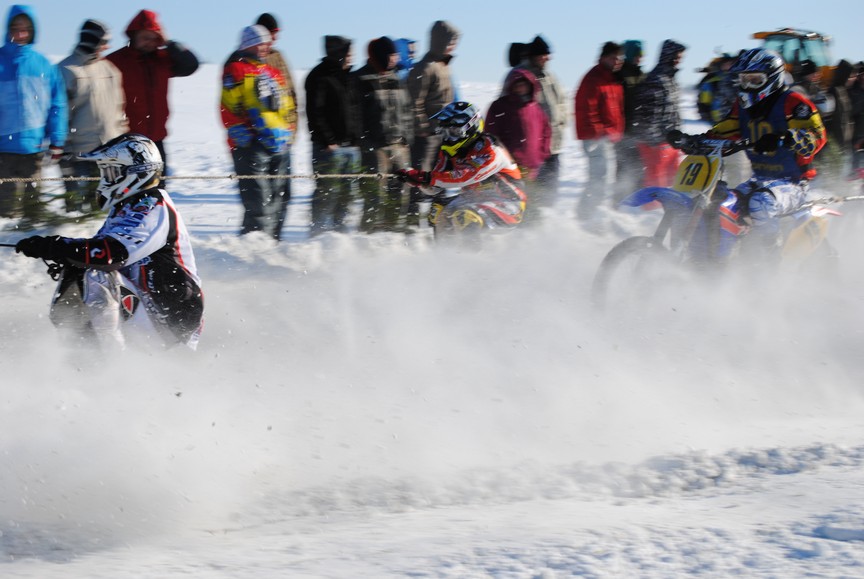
[{"xmin": 668, "ymin": 132, "xmax": 751, "ymax": 156}]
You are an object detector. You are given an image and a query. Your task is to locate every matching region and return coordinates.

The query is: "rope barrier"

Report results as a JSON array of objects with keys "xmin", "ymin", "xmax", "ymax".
[{"xmin": 0, "ymin": 173, "xmax": 397, "ymax": 184}]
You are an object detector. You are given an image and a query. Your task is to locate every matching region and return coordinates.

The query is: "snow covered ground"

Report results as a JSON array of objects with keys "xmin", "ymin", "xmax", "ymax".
[{"xmin": 1, "ymin": 66, "xmax": 864, "ymax": 577}]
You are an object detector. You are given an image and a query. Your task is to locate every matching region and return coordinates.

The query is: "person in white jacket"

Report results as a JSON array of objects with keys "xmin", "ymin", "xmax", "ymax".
[
  {"xmin": 58, "ymin": 19, "xmax": 129, "ymax": 213},
  {"xmin": 15, "ymin": 134, "xmax": 203, "ymax": 351}
]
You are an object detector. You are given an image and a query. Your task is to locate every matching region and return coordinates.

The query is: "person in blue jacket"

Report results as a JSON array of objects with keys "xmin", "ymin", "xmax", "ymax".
[
  {"xmin": 393, "ymin": 38, "xmax": 416, "ymax": 82},
  {"xmin": 0, "ymin": 5, "xmax": 68, "ymax": 226}
]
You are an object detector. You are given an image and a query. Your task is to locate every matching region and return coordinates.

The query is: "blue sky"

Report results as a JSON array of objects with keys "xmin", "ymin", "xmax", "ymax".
[{"xmin": 13, "ymin": 0, "xmax": 863, "ymax": 90}]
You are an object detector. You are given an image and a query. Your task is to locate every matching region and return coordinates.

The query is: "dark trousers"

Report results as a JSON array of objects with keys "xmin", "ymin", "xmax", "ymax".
[
  {"xmin": 535, "ymin": 153, "xmax": 560, "ymax": 201},
  {"xmin": 310, "ymin": 145, "xmax": 360, "ymax": 234},
  {"xmin": 0, "ymin": 153, "xmax": 43, "ymax": 220},
  {"xmin": 272, "ymin": 149, "xmax": 293, "ymax": 241},
  {"xmin": 614, "ymin": 137, "xmax": 644, "ymax": 203},
  {"xmin": 407, "ymin": 134, "xmax": 441, "ymax": 225},
  {"xmin": 59, "ymin": 159, "xmax": 100, "ymax": 213},
  {"xmin": 231, "ymin": 141, "xmax": 289, "ymax": 239},
  {"xmin": 359, "ymin": 144, "xmax": 410, "ymax": 232}
]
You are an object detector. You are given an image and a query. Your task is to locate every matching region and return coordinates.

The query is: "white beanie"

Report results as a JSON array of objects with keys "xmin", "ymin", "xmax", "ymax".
[{"xmin": 239, "ymin": 25, "xmax": 271, "ymax": 51}]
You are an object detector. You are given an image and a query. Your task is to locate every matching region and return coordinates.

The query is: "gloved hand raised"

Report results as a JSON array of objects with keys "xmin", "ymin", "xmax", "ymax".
[
  {"xmin": 394, "ymin": 168, "xmax": 431, "ymax": 186},
  {"xmin": 15, "ymin": 235, "xmax": 62, "ymax": 260},
  {"xmin": 666, "ymin": 129, "xmax": 688, "ymax": 149},
  {"xmin": 753, "ymin": 132, "xmax": 790, "ymax": 153}
]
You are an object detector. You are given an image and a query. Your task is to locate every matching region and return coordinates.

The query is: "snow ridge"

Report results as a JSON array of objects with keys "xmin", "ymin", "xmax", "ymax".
[{"xmin": 237, "ymin": 443, "xmax": 864, "ymax": 522}]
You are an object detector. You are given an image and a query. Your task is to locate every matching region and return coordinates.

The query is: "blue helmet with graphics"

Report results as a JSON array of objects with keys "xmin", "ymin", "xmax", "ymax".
[
  {"xmin": 432, "ymin": 101, "xmax": 484, "ymax": 156},
  {"xmin": 731, "ymin": 48, "xmax": 786, "ymax": 109}
]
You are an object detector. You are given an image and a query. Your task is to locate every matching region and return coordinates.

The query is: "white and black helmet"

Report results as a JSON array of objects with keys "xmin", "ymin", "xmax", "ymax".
[
  {"xmin": 730, "ymin": 48, "xmax": 786, "ymax": 109},
  {"xmin": 78, "ymin": 133, "xmax": 164, "ymax": 210}
]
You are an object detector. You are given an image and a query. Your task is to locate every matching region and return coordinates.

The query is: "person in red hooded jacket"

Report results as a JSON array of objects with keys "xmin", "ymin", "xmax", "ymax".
[
  {"xmin": 106, "ymin": 9, "xmax": 199, "ymax": 175},
  {"xmin": 574, "ymin": 41, "xmax": 625, "ymax": 224}
]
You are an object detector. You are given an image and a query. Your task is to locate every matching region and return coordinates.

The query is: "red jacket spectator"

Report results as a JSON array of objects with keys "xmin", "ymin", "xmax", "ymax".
[
  {"xmin": 106, "ymin": 10, "xmax": 198, "ymax": 144},
  {"xmin": 574, "ymin": 62, "xmax": 624, "ymax": 142},
  {"xmin": 485, "ymin": 68, "xmax": 551, "ymax": 179}
]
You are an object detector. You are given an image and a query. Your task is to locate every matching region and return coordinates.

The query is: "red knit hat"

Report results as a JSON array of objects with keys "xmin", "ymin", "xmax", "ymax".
[{"xmin": 125, "ymin": 9, "xmax": 165, "ymax": 45}]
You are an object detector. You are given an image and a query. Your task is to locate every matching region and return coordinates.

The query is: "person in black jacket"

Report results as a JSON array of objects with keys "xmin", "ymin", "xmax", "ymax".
[
  {"xmin": 614, "ymin": 39, "xmax": 646, "ymax": 199},
  {"xmin": 850, "ymin": 63, "xmax": 864, "ymax": 171},
  {"xmin": 353, "ymin": 36, "xmax": 413, "ymax": 232},
  {"xmin": 826, "ymin": 59, "xmax": 856, "ymax": 175},
  {"xmin": 304, "ymin": 35, "xmax": 360, "ymax": 235},
  {"xmin": 633, "ymin": 39, "xmax": 686, "ymax": 187}
]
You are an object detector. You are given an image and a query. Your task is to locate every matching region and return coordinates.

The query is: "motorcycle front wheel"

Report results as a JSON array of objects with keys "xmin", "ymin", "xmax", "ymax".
[{"xmin": 591, "ymin": 236, "xmax": 676, "ymax": 313}]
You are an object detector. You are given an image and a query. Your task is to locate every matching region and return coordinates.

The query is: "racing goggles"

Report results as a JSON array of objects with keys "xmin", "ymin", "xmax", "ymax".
[
  {"xmin": 438, "ymin": 123, "xmax": 472, "ymax": 142},
  {"xmin": 738, "ymin": 72, "xmax": 768, "ymax": 90}
]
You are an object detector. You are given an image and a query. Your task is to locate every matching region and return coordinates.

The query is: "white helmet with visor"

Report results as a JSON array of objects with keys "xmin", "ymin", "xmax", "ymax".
[{"xmin": 78, "ymin": 133, "xmax": 164, "ymax": 210}]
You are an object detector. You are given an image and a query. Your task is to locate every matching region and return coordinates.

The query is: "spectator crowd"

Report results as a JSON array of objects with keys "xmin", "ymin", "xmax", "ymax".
[{"xmin": 2, "ymin": 4, "xmax": 863, "ymax": 240}]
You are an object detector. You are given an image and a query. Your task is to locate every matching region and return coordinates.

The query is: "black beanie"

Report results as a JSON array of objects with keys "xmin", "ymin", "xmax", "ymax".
[
  {"xmin": 601, "ymin": 41, "xmax": 622, "ymax": 58},
  {"xmin": 508, "ymin": 42, "xmax": 528, "ymax": 67},
  {"xmin": 368, "ymin": 36, "xmax": 396, "ymax": 71},
  {"xmin": 78, "ymin": 19, "xmax": 110, "ymax": 54},
  {"xmin": 528, "ymin": 35, "xmax": 551, "ymax": 56},
  {"xmin": 324, "ymin": 35, "xmax": 351, "ymax": 60},
  {"xmin": 256, "ymin": 13, "xmax": 279, "ymax": 33}
]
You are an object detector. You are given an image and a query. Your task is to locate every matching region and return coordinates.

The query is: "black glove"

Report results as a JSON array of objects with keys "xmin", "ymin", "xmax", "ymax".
[
  {"xmin": 666, "ymin": 129, "xmax": 688, "ymax": 149},
  {"xmin": 15, "ymin": 235, "xmax": 61, "ymax": 260},
  {"xmin": 753, "ymin": 132, "xmax": 788, "ymax": 154},
  {"xmin": 394, "ymin": 168, "xmax": 430, "ymax": 186}
]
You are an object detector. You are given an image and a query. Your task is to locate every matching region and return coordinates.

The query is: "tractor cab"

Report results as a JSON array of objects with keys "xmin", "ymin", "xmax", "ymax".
[{"xmin": 752, "ymin": 28, "xmax": 834, "ymax": 87}]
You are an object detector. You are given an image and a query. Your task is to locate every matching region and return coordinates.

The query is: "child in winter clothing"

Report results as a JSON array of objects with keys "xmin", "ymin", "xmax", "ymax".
[{"xmin": 486, "ymin": 68, "xmax": 551, "ymax": 181}]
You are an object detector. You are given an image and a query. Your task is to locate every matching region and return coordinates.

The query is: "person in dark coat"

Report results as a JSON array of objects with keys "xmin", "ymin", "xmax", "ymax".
[
  {"xmin": 825, "ymin": 59, "xmax": 856, "ymax": 174},
  {"xmin": 614, "ymin": 39, "xmax": 646, "ymax": 199},
  {"xmin": 354, "ymin": 36, "xmax": 413, "ymax": 232},
  {"xmin": 304, "ymin": 35, "xmax": 361, "ymax": 235},
  {"xmin": 849, "ymin": 63, "xmax": 864, "ymax": 170},
  {"xmin": 633, "ymin": 39, "xmax": 686, "ymax": 187}
]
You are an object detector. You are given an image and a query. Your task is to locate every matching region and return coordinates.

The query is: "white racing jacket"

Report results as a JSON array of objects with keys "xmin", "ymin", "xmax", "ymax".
[{"xmin": 56, "ymin": 187, "xmax": 203, "ymax": 348}]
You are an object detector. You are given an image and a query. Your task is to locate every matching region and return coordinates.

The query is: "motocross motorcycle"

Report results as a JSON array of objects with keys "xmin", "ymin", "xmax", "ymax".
[
  {"xmin": 591, "ymin": 134, "xmax": 843, "ymax": 310},
  {"xmin": 423, "ymin": 176, "xmax": 527, "ymax": 244}
]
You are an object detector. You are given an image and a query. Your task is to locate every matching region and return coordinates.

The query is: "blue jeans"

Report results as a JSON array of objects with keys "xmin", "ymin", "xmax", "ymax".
[
  {"xmin": 310, "ymin": 145, "xmax": 360, "ymax": 234},
  {"xmin": 231, "ymin": 141, "xmax": 290, "ymax": 239},
  {"xmin": 578, "ymin": 139, "xmax": 617, "ymax": 221}
]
